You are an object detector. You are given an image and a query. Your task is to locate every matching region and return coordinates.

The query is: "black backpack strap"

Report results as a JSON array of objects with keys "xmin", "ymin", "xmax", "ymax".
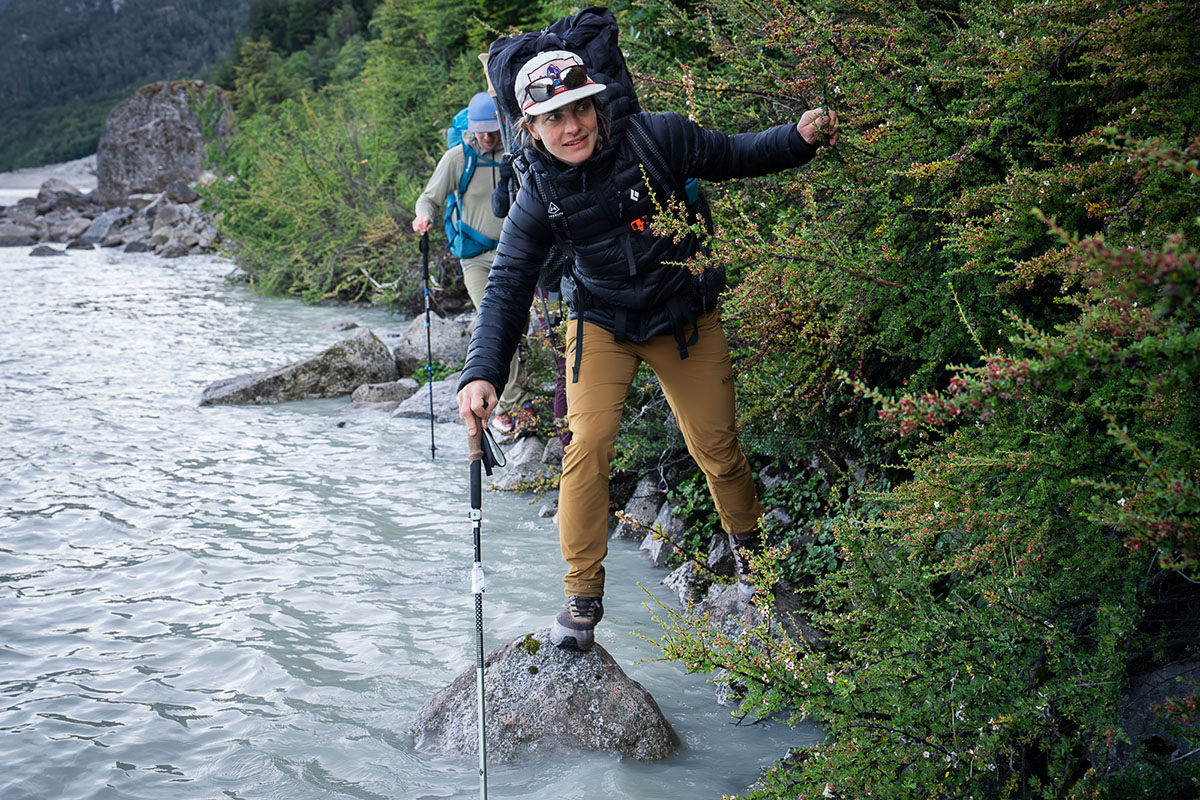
[{"xmin": 626, "ymin": 116, "xmax": 683, "ymax": 200}]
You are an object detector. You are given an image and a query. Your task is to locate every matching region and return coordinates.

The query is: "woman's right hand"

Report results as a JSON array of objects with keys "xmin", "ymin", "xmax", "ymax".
[
  {"xmin": 412, "ymin": 215, "xmax": 433, "ymax": 234},
  {"xmin": 457, "ymin": 380, "xmax": 498, "ymax": 437}
]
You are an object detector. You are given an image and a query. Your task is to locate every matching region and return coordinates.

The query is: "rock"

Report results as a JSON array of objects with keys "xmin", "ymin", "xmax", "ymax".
[
  {"xmin": 411, "ymin": 629, "xmax": 679, "ymax": 762},
  {"xmin": 161, "ymin": 242, "xmax": 191, "ymax": 259},
  {"xmin": 0, "ymin": 222, "xmax": 38, "ymax": 247},
  {"xmin": 506, "ymin": 435, "xmax": 546, "ymax": 467},
  {"xmin": 640, "ymin": 501, "xmax": 685, "ymax": 568},
  {"xmin": 541, "ymin": 436, "xmax": 564, "ymax": 466},
  {"xmin": 150, "ymin": 201, "xmax": 183, "ymax": 229},
  {"xmin": 613, "ymin": 474, "xmax": 665, "ymax": 541},
  {"xmin": 78, "ymin": 206, "xmax": 134, "ymax": 246},
  {"xmin": 491, "ymin": 460, "xmax": 559, "ymax": 493},
  {"xmin": 392, "ymin": 373, "xmax": 462, "ymax": 423},
  {"xmin": 392, "ymin": 312, "xmax": 473, "ymax": 371},
  {"xmin": 124, "ymin": 240, "xmax": 153, "ymax": 253},
  {"xmin": 65, "ymin": 241, "xmax": 95, "ymax": 250},
  {"xmin": 29, "ymin": 245, "xmax": 68, "ymax": 257},
  {"xmin": 708, "ymin": 532, "xmax": 734, "ymax": 575},
  {"xmin": 1101, "ymin": 660, "xmax": 1200, "ymax": 773},
  {"xmin": 126, "ymin": 193, "xmax": 160, "ymax": 211},
  {"xmin": 200, "ymin": 328, "xmax": 398, "ymax": 406},
  {"xmin": 37, "ymin": 178, "xmax": 84, "ymax": 201},
  {"xmin": 164, "ymin": 180, "xmax": 199, "ymax": 203},
  {"xmin": 351, "ymin": 378, "xmax": 418, "ymax": 404},
  {"xmin": 538, "ymin": 500, "xmax": 558, "ymax": 518},
  {"xmin": 65, "ymin": 217, "xmax": 92, "ymax": 239},
  {"xmin": 95, "ymin": 80, "xmax": 232, "ymax": 204},
  {"xmin": 662, "ymin": 561, "xmax": 713, "ymax": 607}
]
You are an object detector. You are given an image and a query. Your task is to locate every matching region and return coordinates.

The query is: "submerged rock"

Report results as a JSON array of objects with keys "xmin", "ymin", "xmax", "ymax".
[
  {"xmin": 199, "ymin": 328, "xmax": 398, "ymax": 405},
  {"xmin": 411, "ymin": 629, "xmax": 679, "ymax": 762}
]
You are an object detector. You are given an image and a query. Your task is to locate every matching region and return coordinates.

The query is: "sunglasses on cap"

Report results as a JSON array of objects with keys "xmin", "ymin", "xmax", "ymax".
[{"xmin": 522, "ymin": 64, "xmax": 591, "ymax": 106}]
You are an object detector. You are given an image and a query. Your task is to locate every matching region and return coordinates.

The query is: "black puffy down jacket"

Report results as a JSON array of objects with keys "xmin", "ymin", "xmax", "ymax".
[{"xmin": 458, "ymin": 110, "xmax": 816, "ymax": 393}]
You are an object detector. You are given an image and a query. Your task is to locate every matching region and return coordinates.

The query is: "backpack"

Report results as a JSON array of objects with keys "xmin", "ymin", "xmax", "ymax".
[
  {"xmin": 443, "ymin": 138, "xmax": 502, "ymax": 259},
  {"xmin": 444, "ymin": 105, "xmax": 471, "ymax": 149},
  {"xmin": 485, "ymin": 7, "xmax": 711, "ymax": 291}
]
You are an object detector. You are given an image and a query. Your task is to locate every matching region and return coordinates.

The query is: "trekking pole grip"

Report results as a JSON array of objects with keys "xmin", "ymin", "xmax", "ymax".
[{"xmin": 468, "ymin": 425, "xmax": 483, "ymax": 463}]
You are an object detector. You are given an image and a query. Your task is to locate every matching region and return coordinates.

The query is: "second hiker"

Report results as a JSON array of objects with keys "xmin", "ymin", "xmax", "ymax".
[{"xmin": 413, "ymin": 91, "xmax": 532, "ymax": 433}]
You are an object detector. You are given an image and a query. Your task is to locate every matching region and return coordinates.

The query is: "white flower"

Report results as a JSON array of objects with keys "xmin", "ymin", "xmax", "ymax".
[
  {"xmin": 1118, "ymin": 497, "xmax": 1127, "ymax": 507},
  {"xmin": 934, "ymin": 501, "xmax": 941, "ymax": 510},
  {"xmin": 823, "ymin": 784, "xmax": 835, "ymax": 799}
]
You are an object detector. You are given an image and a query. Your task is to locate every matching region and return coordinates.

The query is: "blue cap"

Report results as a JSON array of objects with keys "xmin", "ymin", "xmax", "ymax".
[{"xmin": 467, "ymin": 92, "xmax": 501, "ymax": 133}]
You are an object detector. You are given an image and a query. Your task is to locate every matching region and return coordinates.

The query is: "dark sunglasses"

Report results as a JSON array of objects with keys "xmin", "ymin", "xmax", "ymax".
[{"xmin": 523, "ymin": 65, "xmax": 590, "ymax": 105}]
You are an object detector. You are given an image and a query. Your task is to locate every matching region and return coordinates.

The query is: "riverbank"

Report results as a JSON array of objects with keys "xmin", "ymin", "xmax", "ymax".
[{"xmin": 0, "ymin": 154, "xmax": 97, "ymax": 206}]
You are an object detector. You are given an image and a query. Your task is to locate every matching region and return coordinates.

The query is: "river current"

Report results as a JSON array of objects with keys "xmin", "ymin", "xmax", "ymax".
[{"xmin": 0, "ymin": 247, "xmax": 817, "ymax": 799}]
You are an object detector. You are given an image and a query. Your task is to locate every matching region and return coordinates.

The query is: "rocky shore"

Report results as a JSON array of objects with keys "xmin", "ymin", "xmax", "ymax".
[{"xmin": 0, "ymin": 80, "xmax": 228, "ymax": 259}]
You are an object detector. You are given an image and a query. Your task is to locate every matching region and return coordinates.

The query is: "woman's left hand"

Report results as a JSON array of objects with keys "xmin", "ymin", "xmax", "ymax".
[{"xmin": 798, "ymin": 107, "xmax": 840, "ymax": 147}]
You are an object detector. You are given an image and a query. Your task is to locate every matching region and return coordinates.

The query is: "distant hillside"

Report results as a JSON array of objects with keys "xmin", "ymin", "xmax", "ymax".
[{"xmin": 0, "ymin": 0, "xmax": 250, "ymax": 171}]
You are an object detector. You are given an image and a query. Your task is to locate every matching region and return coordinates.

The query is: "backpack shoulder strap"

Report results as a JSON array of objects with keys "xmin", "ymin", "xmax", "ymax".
[
  {"xmin": 458, "ymin": 142, "xmax": 477, "ymax": 195},
  {"xmin": 626, "ymin": 116, "xmax": 681, "ymax": 198}
]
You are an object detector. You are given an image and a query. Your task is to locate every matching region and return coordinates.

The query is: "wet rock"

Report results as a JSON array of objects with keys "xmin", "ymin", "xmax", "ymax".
[
  {"xmin": 411, "ymin": 629, "xmax": 679, "ymax": 762},
  {"xmin": 392, "ymin": 373, "xmax": 462, "ymax": 423},
  {"xmin": 29, "ymin": 245, "xmax": 68, "ymax": 257},
  {"xmin": 613, "ymin": 474, "xmax": 665, "ymax": 541},
  {"xmin": 78, "ymin": 206, "xmax": 134, "ymax": 246},
  {"xmin": 95, "ymin": 80, "xmax": 232, "ymax": 204},
  {"xmin": 662, "ymin": 561, "xmax": 712, "ymax": 607},
  {"xmin": 200, "ymin": 328, "xmax": 398, "ymax": 406},
  {"xmin": 0, "ymin": 222, "xmax": 38, "ymax": 247},
  {"xmin": 491, "ymin": 460, "xmax": 559, "ymax": 492},
  {"xmin": 124, "ymin": 240, "xmax": 153, "ymax": 253},
  {"xmin": 65, "ymin": 241, "xmax": 95, "ymax": 250},
  {"xmin": 351, "ymin": 379, "xmax": 418, "ymax": 404}
]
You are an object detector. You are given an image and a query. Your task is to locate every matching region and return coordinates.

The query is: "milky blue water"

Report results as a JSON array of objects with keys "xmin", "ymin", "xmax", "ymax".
[{"xmin": 0, "ymin": 247, "xmax": 818, "ymax": 800}]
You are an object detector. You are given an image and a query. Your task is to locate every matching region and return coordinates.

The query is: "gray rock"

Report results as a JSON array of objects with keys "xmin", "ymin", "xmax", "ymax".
[
  {"xmin": 541, "ymin": 436, "xmax": 564, "ymax": 466},
  {"xmin": 351, "ymin": 378, "xmax": 418, "ymax": 404},
  {"xmin": 662, "ymin": 561, "xmax": 712, "ymax": 607},
  {"xmin": 37, "ymin": 178, "xmax": 84, "ymax": 201},
  {"xmin": 124, "ymin": 240, "xmax": 153, "ymax": 253},
  {"xmin": 392, "ymin": 373, "xmax": 461, "ymax": 423},
  {"xmin": 613, "ymin": 474, "xmax": 665, "ymax": 541},
  {"xmin": 65, "ymin": 241, "xmax": 95, "ymax": 250},
  {"xmin": 640, "ymin": 501, "xmax": 685, "ymax": 568},
  {"xmin": 0, "ymin": 222, "xmax": 38, "ymax": 247},
  {"xmin": 161, "ymin": 242, "xmax": 191, "ymax": 259},
  {"xmin": 707, "ymin": 531, "xmax": 735, "ymax": 575},
  {"xmin": 537, "ymin": 500, "xmax": 558, "ymax": 518},
  {"xmin": 164, "ymin": 180, "xmax": 200, "ymax": 204},
  {"xmin": 506, "ymin": 435, "xmax": 546, "ymax": 467},
  {"xmin": 66, "ymin": 217, "xmax": 92, "ymax": 239},
  {"xmin": 411, "ymin": 629, "xmax": 679, "ymax": 762},
  {"xmin": 78, "ymin": 206, "xmax": 133, "ymax": 246},
  {"xmin": 200, "ymin": 328, "xmax": 398, "ymax": 406},
  {"xmin": 491, "ymin": 460, "xmax": 559, "ymax": 493},
  {"xmin": 1101, "ymin": 660, "xmax": 1200, "ymax": 773},
  {"xmin": 392, "ymin": 312, "xmax": 472, "ymax": 370},
  {"xmin": 95, "ymin": 80, "xmax": 232, "ymax": 204},
  {"xmin": 29, "ymin": 245, "xmax": 68, "ymax": 257}
]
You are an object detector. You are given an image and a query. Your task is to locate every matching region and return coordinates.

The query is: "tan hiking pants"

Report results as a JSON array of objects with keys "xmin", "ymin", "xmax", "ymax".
[
  {"xmin": 558, "ymin": 310, "xmax": 764, "ymax": 597},
  {"xmin": 461, "ymin": 252, "xmax": 528, "ymax": 415}
]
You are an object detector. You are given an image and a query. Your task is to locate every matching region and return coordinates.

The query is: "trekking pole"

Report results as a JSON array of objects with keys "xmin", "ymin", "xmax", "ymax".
[
  {"xmin": 420, "ymin": 232, "xmax": 436, "ymax": 460},
  {"xmin": 467, "ymin": 419, "xmax": 495, "ymax": 800}
]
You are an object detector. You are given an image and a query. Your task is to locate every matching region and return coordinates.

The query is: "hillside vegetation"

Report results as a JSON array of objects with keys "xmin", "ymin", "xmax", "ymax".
[
  {"xmin": 205, "ymin": 0, "xmax": 1200, "ymax": 796},
  {"xmin": 0, "ymin": 0, "xmax": 251, "ymax": 170}
]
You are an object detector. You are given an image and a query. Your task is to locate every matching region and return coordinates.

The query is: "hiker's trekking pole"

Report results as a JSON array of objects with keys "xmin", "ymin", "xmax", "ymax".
[
  {"xmin": 467, "ymin": 418, "xmax": 501, "ymax": 800},
  {"xmin": 420, "ymin": 232, "xmax": 436, "ymax": 460}
]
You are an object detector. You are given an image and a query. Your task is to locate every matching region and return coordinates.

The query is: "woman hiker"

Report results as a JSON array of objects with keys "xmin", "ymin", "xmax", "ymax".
[
  {"xmin": 456, "ymin": 49, "xmax": 840, "ymax": 651},
  {"xmin": 413, "ymin": 91, "xmax": 532, "ymax": 434}
]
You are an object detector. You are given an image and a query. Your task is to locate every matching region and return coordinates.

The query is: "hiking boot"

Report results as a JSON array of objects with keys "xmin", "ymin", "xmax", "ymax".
[
  {"xmin": 549, "ymin": 595, "xmax": 604, "ymax": 651},
  {"xmin": 490, "ymin": 412, "xmax": 516, "ymax": 434},
  {"xmin": 728, "ymin": 532, "xmax": 761, "ymax": 604}
]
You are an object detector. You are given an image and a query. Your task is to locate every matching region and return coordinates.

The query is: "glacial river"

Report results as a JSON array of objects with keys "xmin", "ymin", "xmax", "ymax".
[{"xmin": 0, "ymin": 247, "xmax": 818, "ymax": 799}]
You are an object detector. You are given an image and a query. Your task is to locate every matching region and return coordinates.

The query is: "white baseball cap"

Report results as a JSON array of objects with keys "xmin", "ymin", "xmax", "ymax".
[{"xmin": 514, "ymin": 50, "xmax": 607, "ymax": 116}]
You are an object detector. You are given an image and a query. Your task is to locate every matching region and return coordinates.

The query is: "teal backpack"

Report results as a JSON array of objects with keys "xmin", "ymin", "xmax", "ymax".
[{"xmin": 443, "ymin": 140, "xmax": 502, "ymax": 259}]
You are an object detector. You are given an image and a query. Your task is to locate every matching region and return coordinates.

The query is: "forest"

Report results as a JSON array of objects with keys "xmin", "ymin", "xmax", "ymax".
[
  {"xmin": 0, "ymin": 0, "xmax": 251, "ymax": 170},
  {"xmin": 83, "ymin": 0, "xmax": 1200, "ymax": 796}
]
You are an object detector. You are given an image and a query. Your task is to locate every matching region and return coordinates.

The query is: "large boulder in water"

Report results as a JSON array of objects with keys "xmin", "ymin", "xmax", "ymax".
[
  {"xmin": 200, "ymin": 328, "xmax": 398, "ymax": 405},
  {"xmin": 95, "ymin": 80, "xmax": 232, "ymax": 205},
  {"xmin": 392, "ymin": 312, "xmax": 473, "ymax": 374},
  {"xmin": 411, "ymin": 629, "xmax": 679, "ymax": 762}
]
